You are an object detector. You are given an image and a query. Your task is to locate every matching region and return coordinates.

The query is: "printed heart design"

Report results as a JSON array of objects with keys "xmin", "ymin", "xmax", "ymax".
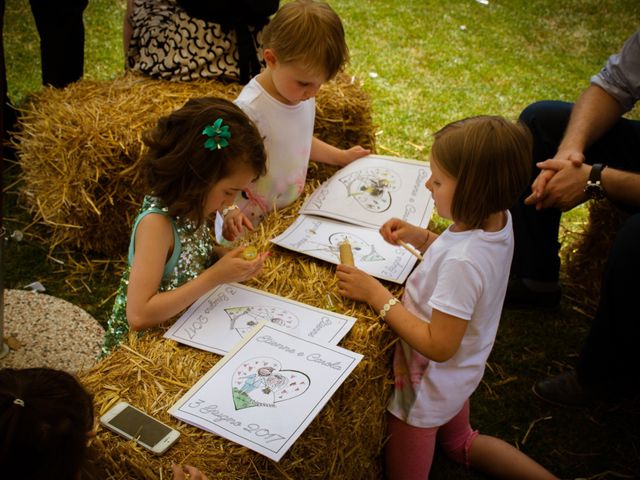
[
  {"xmin": 225, "ymin": 306, "xmax": 300, "ymax": 337},
  {"xmin": 232, "ymin": 357, "xmax": 310, "ymax": 410},
  {"xmin": 339, "ymin": 168, "xmax": 401, "ymax": 213}
]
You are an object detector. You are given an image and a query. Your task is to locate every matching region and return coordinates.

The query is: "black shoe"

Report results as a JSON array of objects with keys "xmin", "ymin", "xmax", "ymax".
[
  {"xmin": 532, "ymin": 371, "xmax": 595, "ymax": 407},
  {"xmin": 504, "ymin": 277, "xmax": 561, "ymax": 309}
]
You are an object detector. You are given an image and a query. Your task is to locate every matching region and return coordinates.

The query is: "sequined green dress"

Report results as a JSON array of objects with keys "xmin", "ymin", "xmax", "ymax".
[{"xmin": 102, "ymin": 196, "xmax": 215, "ymax": 355}]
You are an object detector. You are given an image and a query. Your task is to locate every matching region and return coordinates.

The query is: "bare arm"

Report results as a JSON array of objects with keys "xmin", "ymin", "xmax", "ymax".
[
  {"xmin": 556, "ymin": 84, "xmax": 624, "ymax": 161},
  {"xmin": 599, "ymin": 166, "xmax": 640, "ymax": 206},
  {"xmin": 126, "ymin": 215, "xmax": 266, "ymax": 330},
  {"xmin": 527, "ymin": 85, "xmax": 626, "ymax": 209},
  {"xmin": 335, "ymin": 265, "xmax": 466, "ymax": 362},
  {"xmin": 528, "ymin": 160, "xmax": 640, "ymax": 210},
  {"xmin": 310, "ymin": 136, "xmax": 370, "ymax": 167}
]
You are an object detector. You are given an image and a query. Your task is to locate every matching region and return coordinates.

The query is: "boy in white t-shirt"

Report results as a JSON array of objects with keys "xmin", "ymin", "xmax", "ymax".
[{"xmin": 223, "ymin": 0, "xmax": 370, "ymax": 238}]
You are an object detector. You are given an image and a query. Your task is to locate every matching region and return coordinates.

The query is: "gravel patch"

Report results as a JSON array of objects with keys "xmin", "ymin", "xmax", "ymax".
[{"xmin": 0, "ymin": 289, "xmax": 104, "ymax": 373}]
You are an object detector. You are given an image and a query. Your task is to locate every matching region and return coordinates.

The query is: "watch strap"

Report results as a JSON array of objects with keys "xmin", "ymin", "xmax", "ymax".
[{"xmin": 588, "ymin": 163, "xmax": 605, "ymax": 184}]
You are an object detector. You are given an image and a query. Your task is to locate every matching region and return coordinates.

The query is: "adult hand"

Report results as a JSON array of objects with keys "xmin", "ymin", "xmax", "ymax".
[
  {"xmin": 336, "ymin": 264, "xmax": 388, "ymax": 304},
  {"xmin": 222, "ymin": 209, "xmax": 252, "ymax": 242},
  {"xmin": 525, "ymin": 159, "xmax": 590, "ymax": 211},
  {"xmin": 526, "ymin": 148, "xmax": 587, "ymax": 209},
  {"xmin": 172, "ymin": 464, "xmax": 209, "ymax": 480},
  {"xmin": 209, "ymin": 246, "xmax": 267, "ymax": 284},
  {"xmin": 338, "ymin": 145, "xmax": 371, "ymax": 166}
]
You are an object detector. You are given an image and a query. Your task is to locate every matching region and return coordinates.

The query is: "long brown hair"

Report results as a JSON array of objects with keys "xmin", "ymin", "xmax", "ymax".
[
  {"xmin": 142, "ymin": 97, "xmax": 267, "ymax": 226},
  {"xmin": 431, "ymin": 115, "xmax": 532, "ymax": 229}
]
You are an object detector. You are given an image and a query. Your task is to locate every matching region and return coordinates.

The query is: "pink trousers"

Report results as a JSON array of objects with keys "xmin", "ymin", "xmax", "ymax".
[{"xmin": 384, "ymin": 400, "xmax": 479, "ymax": 480}]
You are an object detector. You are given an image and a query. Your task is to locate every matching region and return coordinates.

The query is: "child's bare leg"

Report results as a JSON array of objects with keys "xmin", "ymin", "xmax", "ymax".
[{"xmin": 468, "ymin": 434, "xmax": 557, "ymax": 480}]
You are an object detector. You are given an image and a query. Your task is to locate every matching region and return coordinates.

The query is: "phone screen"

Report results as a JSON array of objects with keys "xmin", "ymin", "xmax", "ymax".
[{"xmin": 108, "ymin": 406, "xmax": 172, "ymax": 447}]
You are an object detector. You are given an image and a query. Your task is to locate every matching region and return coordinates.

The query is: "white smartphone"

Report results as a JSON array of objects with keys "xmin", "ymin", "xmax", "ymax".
[{"xmin": 100, "ymin": 401, "xmax": 180, "ymax": 455}]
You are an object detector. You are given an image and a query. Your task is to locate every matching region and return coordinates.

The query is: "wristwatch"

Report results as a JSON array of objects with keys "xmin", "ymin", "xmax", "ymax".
[{"xmin": 584, "ymin": 164, "xmax": 607, "ymax": 200}]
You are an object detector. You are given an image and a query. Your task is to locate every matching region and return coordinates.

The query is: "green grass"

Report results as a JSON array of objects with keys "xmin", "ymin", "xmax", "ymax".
[{"xmin": 3, "ymin": 0, "xmax": 640, "ymax": 478}]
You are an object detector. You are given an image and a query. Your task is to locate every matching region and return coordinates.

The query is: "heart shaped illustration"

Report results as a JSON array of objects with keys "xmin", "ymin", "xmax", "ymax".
[
  {"xmin": 339, "ymin": 168, "xmax": 401, "ymax": 213},
  {"xmin": 224, "ymin": 306, "xmax": 300, "ymax": 337},
  {"xmin": 232, "ymin": 357, "xmax": 310, "ymax": 410}
]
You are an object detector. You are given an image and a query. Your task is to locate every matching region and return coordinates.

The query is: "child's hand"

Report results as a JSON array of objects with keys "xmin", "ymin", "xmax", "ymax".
[
  {"xmin": 222, "ymin": 209, "xmax": 253, "ymax": 242},
  {"xmin": 336, "ymin": 264, "xmax": 388, "ymax": 304},
  {"xmin": 209, "ymin": 246, "xmax": 267, "ymax": 284},
  {"xmin": 379, "ymin": 218, "xmax": 417, "ymax": 245},
  {"xmin": 172, "ymin": 464, "xmax": 209, "ymax": 480},
  {"xmin": 339, "ymin": 145, "xmax": 371, "ymax": 166},
  {"xmin": 380, "ymin": 218, "xmax": 433, "ymax": 253}
]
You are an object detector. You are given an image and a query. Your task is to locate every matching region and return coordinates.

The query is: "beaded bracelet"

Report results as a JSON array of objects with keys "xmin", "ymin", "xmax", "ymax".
[{"xmin": 379, "ymin": 297, "xmax": 400, "ymax": 320}]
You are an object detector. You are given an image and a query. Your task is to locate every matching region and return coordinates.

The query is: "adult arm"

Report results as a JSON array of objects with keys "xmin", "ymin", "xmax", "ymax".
[
  {"xmin": 528, "ymin": 160, "xmax": 640, "ymax": 210},
  {"xmin": 527, "ymin": 85, "xmax": 625, "ymax": 209},
  {"xmin": 528, "ymin": 29, "xmax": 640, "ymax": 209}
]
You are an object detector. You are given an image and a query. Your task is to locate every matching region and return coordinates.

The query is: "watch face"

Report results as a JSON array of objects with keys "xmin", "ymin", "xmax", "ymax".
[{"xmin": 585, "ymin": 182, "xmax": 605, "ymax": 200}]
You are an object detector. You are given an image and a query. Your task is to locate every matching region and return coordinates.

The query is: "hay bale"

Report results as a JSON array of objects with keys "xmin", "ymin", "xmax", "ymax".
[
  {"xmin": 81, "ymin": 190, "xmax": 400, "ymax": 479},
  {"xmin": 562, "ymin": 200, "xmax": 629, "ymax": 316},
  {"xmin": 14, "ymin": 73, "xmax": 375, "ymax": 256}
]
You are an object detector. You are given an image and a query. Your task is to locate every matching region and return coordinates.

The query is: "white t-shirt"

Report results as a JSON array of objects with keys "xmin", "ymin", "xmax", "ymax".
[
  {"xmin": 234, "ymin": 78, "xmax": 315, "ymax": 225},
  {"xmin": 388, "ymin": 212, "xmax": 514, "ymax": 428}
]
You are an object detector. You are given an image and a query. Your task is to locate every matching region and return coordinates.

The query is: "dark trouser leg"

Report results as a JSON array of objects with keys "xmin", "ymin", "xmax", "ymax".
[
  {"xmin": 511, "ymin": 101, "xmax": 569, "ymax": 281},
  {"xmin": 28, "ymin": 0, "xmax": 88, "ymax": 88},
  {"xmin": 577, "ymin": 213, "xmax": 640, "ymax": 398}
]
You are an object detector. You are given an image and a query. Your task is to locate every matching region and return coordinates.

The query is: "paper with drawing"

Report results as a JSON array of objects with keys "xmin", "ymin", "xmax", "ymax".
[
  {"xmin": 164, "ymin": 283, "xmax": 356, "ymax": 355},
  {"xmin": 271, "ymin": 215, "xmax": 419, "ymax": 283},
  {"xmin": 300, "ymin": 154, "xmax": 433, "ymax": 229},
  {"xmin": 169, "ymin": 322, "xmax": 362, "ymax": 461}
]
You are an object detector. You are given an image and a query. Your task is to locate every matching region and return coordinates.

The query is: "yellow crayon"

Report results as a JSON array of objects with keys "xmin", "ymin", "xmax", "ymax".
[{"xmin": 339, "ymin": 240, "xmax": 355, "ymax": 266}]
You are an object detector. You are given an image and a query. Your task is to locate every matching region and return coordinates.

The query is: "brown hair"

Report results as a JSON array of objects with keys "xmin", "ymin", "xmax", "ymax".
[
  {"xmin": 431, "ymin": 115, "xmax": 532, "ymax": 229},
  {"xmin": 0, "ymin": 368, "xmax": 95, "ymax": 480},
  {"xmin": 142, "ymin": 97, "xmax": 267, "ymax": 226},
  {"xmin": 262, "ymin": 0, "xmax": 349, "ymax": 79}
]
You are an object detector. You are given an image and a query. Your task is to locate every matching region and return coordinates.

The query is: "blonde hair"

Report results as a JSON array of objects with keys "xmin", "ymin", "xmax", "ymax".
[
  {"xmin": 262, "ymin": 0, "xmax": 348, "ymax": 79},
  {"xmin": 431, "ymin": 116, "xmax": 532, "ymax": 229}
]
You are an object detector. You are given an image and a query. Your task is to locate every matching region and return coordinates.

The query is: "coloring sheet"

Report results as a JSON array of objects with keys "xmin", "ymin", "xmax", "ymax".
[
  {"xmin": 164, "ymin": 283, "xmax": 356, "ymax": 355},
  {"xmin": 271, "ymin": 215, "xmax": 420, "ymax": 284},
  {"xmin": 169, "ymin": 322, "xmax": 362, "ymax": 462},
  {"xmin": 300, "ymin": 154, "xmax": 433, "ymax": 229}
]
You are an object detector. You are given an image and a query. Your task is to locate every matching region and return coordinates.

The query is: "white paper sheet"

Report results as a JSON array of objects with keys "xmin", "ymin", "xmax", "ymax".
[
  {"xmin": 300, "ymin": 154, "xmax": 433, "ymax": 229},
  {"xmin": 164, "ymin": 283, "xmax": 356, "ymax": 355},
  {"xmin": 271, "ymin": 215, "xmax": 420, "ymax": 283},
  {"xmin": 169, "ymin": 322, "xmax": 362, "ymax": 461}
]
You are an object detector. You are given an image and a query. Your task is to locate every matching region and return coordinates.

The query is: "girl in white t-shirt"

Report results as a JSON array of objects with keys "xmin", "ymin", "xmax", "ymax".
[{"xmin": 337, "ymin": 116, "xmax": 557, "ymax": 479}]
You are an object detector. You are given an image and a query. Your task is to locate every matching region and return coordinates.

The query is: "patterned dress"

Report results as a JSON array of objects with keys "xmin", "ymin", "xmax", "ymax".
[
  {"xmin": 102, "ymin": 196, "xmax": 216, "ymax": 355},
  {"xmin": 126, "ymin": 0, "xmax": 270, "ymax": 83}
]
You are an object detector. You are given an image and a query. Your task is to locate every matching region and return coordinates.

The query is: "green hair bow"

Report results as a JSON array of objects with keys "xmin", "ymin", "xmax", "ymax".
[{"xmin": 202, "ymin": 118, "xmax": 231, "ymax": 150}]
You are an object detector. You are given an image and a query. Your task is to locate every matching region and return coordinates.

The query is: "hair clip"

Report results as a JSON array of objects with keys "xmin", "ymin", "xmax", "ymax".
[
  {"xmin": 13, "ymin": 398, "xmax": 25, "ymax": 407},
  {"xmin": 202, "ymin": 118, "xmax": 231, "ymax": 151}
]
